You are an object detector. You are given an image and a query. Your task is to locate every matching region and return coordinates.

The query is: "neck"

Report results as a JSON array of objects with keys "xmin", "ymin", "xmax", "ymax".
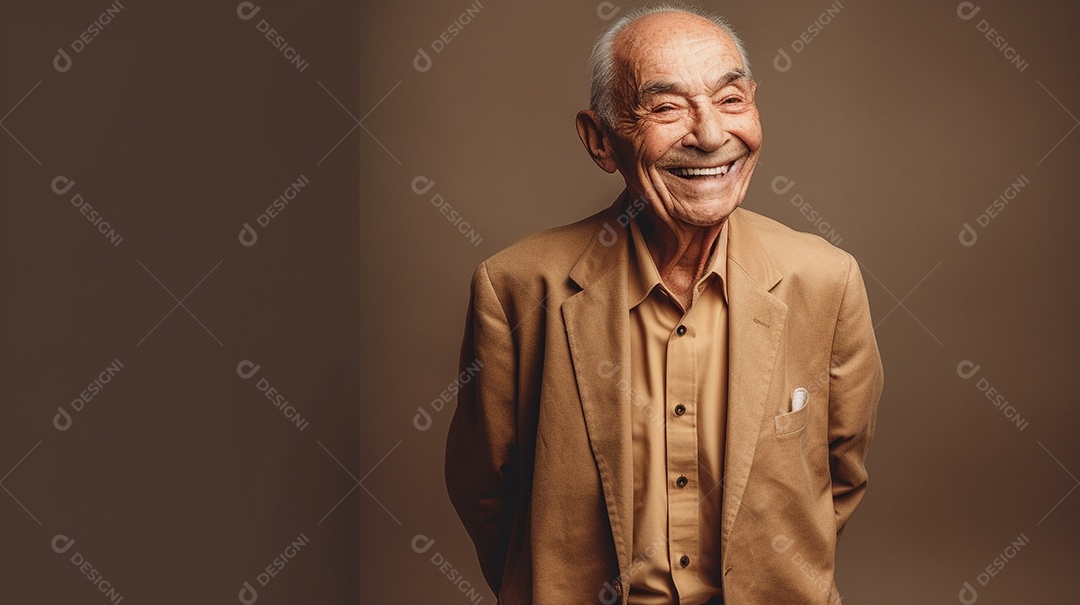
[{"xmin": 637, "ymin": 208, "xmax": 724, "ymax": 306}]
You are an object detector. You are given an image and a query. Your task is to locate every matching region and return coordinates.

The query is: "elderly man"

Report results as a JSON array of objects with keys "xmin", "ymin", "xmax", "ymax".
[{"xmin": 445, "ymin": 5, "xmax": 883, "ymax": 604}]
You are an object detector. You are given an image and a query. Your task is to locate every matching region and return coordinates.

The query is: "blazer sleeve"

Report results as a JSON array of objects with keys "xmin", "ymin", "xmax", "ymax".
[
  {"xmin": 445, "ymin": 261, "xmax": 519, "ymax": 594},
  {"xmin": 827, "ymin": 254, "xmax": 884, "ymax": 539}
]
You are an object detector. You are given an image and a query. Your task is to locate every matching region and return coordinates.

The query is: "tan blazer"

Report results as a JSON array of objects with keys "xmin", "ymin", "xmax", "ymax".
[{"xmin": 445, "ymin": 193, "xmax": 884, "ymax": 604}]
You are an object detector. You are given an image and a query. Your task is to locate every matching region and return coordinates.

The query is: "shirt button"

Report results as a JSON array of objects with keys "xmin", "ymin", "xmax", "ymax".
[
  {"xmin": 680, "ymin": 555, "xmax": 690, "ymax": 568},
  {"xmin": 676, "ymin": 476, "xmax": 688, "ymax": 488},
  {"xmin": 676, "ymin": 325, "xmax": 687, "ymax": 336},
  {"xmin": 674, "ymin": 404, "xmax": 686, "ymax": 416}
]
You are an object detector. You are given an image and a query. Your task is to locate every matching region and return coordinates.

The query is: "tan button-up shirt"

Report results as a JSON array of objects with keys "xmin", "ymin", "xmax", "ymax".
[{"xmin": 625, "ymin": 215, "xmax": 729, "ymax": 605}]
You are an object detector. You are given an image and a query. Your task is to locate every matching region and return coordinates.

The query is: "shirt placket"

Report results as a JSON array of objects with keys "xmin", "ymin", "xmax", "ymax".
[{"xmin": 665, "ymin": 305, "xmax": 700, "ymax": 597}]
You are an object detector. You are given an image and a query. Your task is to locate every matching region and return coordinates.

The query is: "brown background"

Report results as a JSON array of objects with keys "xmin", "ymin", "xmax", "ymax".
[
  {"xmin": 1, "ymin": 0, "xmax": 359, "ymax": 603},
  {"xmin": 360, "ymin": 0, "xmax": 1080, "ymax": 604}
]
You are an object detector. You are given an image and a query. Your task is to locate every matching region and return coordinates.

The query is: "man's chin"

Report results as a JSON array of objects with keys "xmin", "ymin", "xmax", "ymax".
[{"xmin": 659, "ymin": 192, "xmax": 740, "ymax": 225}]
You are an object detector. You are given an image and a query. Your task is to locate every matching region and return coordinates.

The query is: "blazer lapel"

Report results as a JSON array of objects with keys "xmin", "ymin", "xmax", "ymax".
[
  {"xmin": 562, "ymin": 194, "xmax": 635, "ymax": 578},
  {"xmin": 721, "ymin": 208, "xmax": 788, "ymax": 556}
]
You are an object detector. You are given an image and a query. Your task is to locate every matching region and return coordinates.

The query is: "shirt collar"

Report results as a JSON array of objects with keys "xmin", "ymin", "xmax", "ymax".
[{"xmin": 627, "ymin": 213, "xmax": 729, "ymax": 310}]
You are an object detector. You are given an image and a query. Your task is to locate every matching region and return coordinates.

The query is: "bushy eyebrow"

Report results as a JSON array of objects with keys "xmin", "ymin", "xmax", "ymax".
[{"xmin": 637, "ymin": 69, "xmax": 751, "ymax": 101}]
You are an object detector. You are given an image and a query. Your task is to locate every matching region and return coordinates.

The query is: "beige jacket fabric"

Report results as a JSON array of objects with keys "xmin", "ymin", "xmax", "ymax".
[{"xmin": 445, "ymin": 193, "xmax": 884, "ymax": 604}]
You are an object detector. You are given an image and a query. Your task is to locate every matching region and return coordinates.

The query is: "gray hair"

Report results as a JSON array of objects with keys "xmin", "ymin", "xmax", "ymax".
[{"xmin": 588, "ymin": 4, "xmax": 752, "ymax": 127}]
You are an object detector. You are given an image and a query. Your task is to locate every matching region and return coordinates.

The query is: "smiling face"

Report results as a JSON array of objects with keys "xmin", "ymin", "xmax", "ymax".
[{"xmin": 582, "ymin": 12, "xmax": 762, "ymax": 229}]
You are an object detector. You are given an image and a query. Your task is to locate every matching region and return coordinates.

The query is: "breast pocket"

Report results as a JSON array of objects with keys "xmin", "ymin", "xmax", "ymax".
[{"xmin": 773, "ymin": 396, "xmax": 810, "ymax": 438}]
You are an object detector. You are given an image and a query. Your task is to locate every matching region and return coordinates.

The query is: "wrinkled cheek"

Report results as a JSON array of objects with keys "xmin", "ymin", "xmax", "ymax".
[
  {"xmin": 642, "ymin": 170, "xmax": 665, "ymax": 197},
  {"xmin": 739, "ymin": 156, "xmax": 760, "ymax": 183}
]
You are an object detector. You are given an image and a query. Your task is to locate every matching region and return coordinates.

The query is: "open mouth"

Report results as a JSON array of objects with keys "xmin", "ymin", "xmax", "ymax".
[{"xmin": 665, "ymin": 159, "xmax": 737, "ymax": 179}]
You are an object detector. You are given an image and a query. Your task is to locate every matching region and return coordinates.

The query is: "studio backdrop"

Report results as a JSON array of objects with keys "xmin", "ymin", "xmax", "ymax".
[{"xmin": 1, "ymin": 0, "xmax": 1076, "ymax": 603}]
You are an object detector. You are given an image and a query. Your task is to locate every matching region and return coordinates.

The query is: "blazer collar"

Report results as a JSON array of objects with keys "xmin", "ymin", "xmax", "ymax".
[
  {"xmin": 567, "ymin": 192, "xmax": 634, "ymax": 291},
  {"xmin": 725, "ymin": 206, "xmax": 783, "ymax": 293}
]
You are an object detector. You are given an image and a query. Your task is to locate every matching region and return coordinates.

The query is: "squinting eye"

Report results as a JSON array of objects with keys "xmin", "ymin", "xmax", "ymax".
[
  {"xmin": 654, "ymin": 105, "xmax": 676, "ymax": 113},
  {"xmin": 721, "ymin": 97, "xmax": 743, "ymax": 104}
]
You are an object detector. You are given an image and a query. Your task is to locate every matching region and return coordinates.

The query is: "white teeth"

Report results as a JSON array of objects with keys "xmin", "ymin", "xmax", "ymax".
[{"xmin": 669, "ymin": 162, "xmax": 733, "ymax": 177}]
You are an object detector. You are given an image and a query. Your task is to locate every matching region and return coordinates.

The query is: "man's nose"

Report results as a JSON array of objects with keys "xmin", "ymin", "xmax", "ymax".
[{"xmin": 681, "ymin": 106, "xmax": 728, "ymax": 152}]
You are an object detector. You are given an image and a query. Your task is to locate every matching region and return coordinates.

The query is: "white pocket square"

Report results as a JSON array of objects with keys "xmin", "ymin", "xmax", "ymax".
[{"xmin": 791, "ymin": 388, "xmax": 809, "ymax": 412}]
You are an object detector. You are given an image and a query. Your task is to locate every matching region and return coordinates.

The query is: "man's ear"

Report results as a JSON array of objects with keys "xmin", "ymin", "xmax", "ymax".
[{"xmin": 576, "ymin": 110, "xmax": 619, "ymax": 174}]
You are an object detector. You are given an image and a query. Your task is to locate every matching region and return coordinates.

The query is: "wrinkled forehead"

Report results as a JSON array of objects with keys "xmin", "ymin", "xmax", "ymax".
[{"xmin": 615, "ymin": 16, "xmax": 745, "ymax": 90}]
